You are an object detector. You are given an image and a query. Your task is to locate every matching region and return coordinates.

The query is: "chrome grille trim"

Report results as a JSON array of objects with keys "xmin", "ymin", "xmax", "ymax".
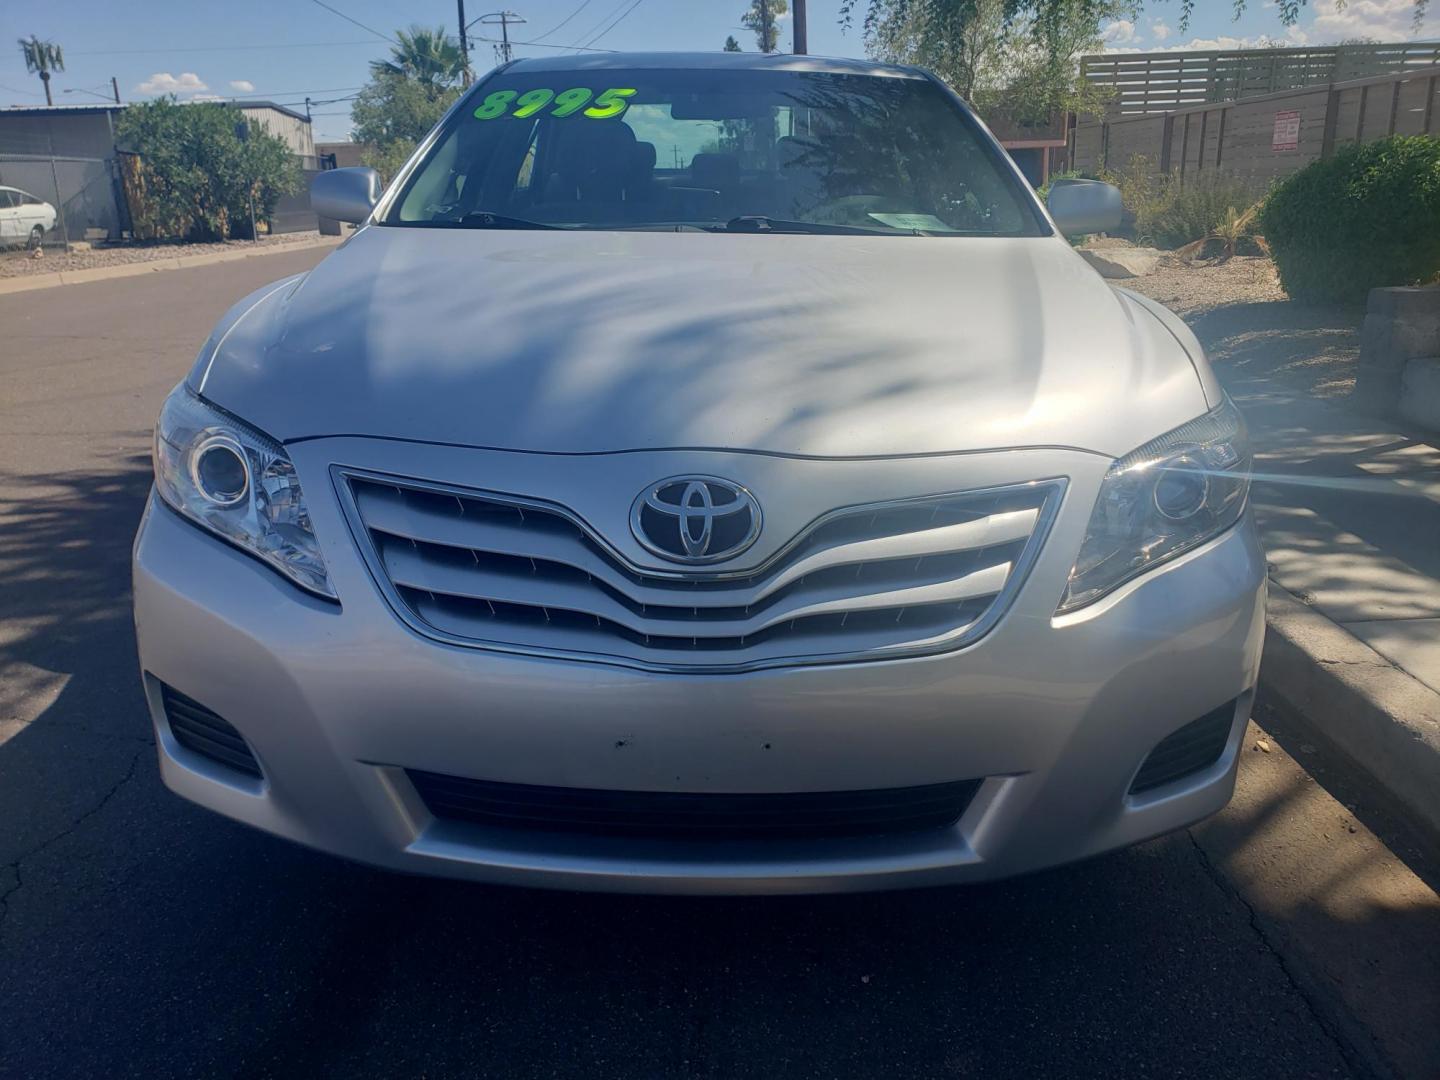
[{"xmin": 336, "ymin": 467, "xmax": 1066, "ymax": 674}]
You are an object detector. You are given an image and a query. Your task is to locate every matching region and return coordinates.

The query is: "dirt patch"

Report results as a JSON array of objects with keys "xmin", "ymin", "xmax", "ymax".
[
  {"xmin": 1124, "ymin": 254, "xmax": 1362, "ymax": 400},
  {"xmin": 0, "ymin": 231, "xmax": 332, "ymax": 279}
]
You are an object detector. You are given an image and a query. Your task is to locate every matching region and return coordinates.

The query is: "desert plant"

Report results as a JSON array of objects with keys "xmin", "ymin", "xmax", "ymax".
[
  {"xmin": 1260, "ymin": 135, "xmax": 1440, "ymax": 304},
  {"xmin": 1094, "ymin": 157, "xmax": 1264, "ymax": 250},
  {"xmin": 1176, "ymin": 201, "xmax": 1270, "ymax": 262}
]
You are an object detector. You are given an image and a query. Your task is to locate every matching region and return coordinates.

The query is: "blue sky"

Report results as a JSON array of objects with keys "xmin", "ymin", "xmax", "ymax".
[{"xmin": 2, "ymin": 0, "xmax": 1436, "ymax": 142}]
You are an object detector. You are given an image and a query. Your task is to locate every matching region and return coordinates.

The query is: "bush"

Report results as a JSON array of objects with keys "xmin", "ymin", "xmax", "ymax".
[
  {"xmin": 1261, "ymin": 136, "xmax": 1440, "ymax": 304},
  {"xmin": 116, "ymin": 98, "xmax": 299, "ymax": 242}
]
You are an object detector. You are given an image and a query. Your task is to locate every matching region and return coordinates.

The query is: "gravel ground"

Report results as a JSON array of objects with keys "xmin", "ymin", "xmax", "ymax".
[
  {"xmin": 0, "ymin": 230, "xmax": 333, "ymax": 279},
  {"xmin": 1122, "ymin": 252, "xmax": 1362, "ymax": 400}
]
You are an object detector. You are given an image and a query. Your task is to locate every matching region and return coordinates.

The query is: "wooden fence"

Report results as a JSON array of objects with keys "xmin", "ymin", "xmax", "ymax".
[
  {"xmin": 1079, "ymin": 41, "xmax": 1440, "ymax": 117},
  {"xmin": 1071, "ymin": 64, "xmax": 1440, "ymax": 190}
]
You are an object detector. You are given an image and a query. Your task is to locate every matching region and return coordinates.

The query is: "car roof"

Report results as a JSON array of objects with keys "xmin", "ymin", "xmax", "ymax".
[{"xmin": 502, "ymin": 51, "xmax": 928, "ymax": 79}]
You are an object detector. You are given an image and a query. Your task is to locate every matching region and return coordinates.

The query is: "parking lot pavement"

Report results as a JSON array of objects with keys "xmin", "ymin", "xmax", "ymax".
[{"xmin": 1, "ymin": 254, "xmax": 1437, "ymax": 1079}]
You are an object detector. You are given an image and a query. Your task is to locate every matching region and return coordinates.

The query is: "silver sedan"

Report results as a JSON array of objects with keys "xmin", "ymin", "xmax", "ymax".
[{"xmin": 133, "ymin": 52, "xmax": 1263, "ymax": 893}]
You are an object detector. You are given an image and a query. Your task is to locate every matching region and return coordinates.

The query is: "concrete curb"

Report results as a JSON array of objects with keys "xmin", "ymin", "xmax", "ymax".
[
  {"xmin": 0, "ymin": 235, "xmax": 344, "ymax": 296},
  {"xmin": 1262, "ymin": 582, "xmax": 1440, "ymax": 837}
]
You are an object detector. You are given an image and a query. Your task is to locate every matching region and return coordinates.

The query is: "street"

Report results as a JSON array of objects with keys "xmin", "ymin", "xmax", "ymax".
[{"xmin": 1, "ymin": 252, "xmax": 1437, "ymax": 1079}]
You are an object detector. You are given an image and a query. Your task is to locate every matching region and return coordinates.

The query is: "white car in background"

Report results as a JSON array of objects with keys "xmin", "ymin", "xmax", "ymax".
[{"xmin": 0, "ymin": 186, "xmax": 58, "ymax": 249}]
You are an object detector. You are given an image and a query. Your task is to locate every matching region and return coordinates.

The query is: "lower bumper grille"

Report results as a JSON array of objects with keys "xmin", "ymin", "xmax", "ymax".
[
  {"xmin": 160, "ymin": 684, "xmax": 262, "ymax": 779},
  {"xmin": 409, "ymin": 770, "xmax": 983, "ymax": 840},
  {"xmin": 1130, "ymin": 701, "xmax": 1237, "ymax": 794}
]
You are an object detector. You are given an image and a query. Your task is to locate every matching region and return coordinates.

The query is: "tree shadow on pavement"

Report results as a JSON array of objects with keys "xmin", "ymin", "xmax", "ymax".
[
  {"xmin": 1186, "ymin": 300, "xmax": 1361, "ymax": 401},
  {"xmin": 0, "ymin": 459, "xmax": 157, "ymax": 864}
]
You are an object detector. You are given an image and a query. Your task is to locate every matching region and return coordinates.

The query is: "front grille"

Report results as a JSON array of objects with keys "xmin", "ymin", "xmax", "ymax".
[
  {"xmin": 161, "ymin": 684, "xmax": 262, "ymax": 779},
  {"xmin": 409, "ymin": 770, "xmax": 983, "ymax": 839},
  {"xmin": 1129, "ymin": 701, "xmax": 1237, "ymax": 794},
  {"xmin": 343, "ymin": 472, "xmax": 1061, "ymax": 671}
]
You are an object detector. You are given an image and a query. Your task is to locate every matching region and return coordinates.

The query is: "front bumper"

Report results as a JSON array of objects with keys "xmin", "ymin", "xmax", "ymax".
[{"xmin": 133, "ymin": 438, "xmax": 1266, "ymax": 894}]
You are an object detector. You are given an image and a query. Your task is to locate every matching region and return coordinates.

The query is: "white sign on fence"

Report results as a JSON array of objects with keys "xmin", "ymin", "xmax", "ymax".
[{"xmin": 1273, "ymin": 109, "xmax": 1302, "ymax": 151}]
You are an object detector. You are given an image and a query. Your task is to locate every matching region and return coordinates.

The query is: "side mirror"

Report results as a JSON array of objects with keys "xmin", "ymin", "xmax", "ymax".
[
  {"xmin": 311, "ymin": 167, "xmax": 382, "ymax": 224},
  {"xmin": 1046, "ymin": 179, "xmax": 1123, "ymax": 236}
]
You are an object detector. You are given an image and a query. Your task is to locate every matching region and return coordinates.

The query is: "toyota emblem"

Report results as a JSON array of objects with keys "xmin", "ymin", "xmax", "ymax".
[{"xmin": 630, "ymin": 476, "xmax": 762, "ymax": 564}]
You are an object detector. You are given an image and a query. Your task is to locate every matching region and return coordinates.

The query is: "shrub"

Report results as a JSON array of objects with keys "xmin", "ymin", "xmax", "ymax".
[
  {"xmin": 1260, "ymin": 135, "xmax": 1440, "ymax": 304},
  {"xmin": 116, "ymin": 98, "xmax": 299, "ymax": 242}
]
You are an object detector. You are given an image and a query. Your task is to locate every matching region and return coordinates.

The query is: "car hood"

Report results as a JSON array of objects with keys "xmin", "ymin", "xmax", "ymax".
[{"xmin": 192, "ymin": 226, "xmax": 1212, "ymax": 459}]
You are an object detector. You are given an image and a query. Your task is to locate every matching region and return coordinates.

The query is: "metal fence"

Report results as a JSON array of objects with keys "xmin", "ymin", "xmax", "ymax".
[
  {"xmin": 0, "ymin": 153, "xmax": 127, "ymax": 248},
  {"xmin": 0, "ymin": 110, "xmax": 131, "ymax": 248},
  {"xmin": 1072, "ymin": 64, "xmax": 1440, "ymax": 190},
  {"xmin": 269, "ymin": 168, "xmax": 323, "ymax": 235}
]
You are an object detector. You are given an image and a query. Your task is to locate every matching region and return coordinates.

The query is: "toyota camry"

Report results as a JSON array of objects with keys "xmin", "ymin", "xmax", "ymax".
[{"xmin": 132, "ymin": 52, "xmax": 1264, "ymax": 893}]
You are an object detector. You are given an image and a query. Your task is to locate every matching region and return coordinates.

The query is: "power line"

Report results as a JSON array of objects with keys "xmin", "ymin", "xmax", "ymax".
[
  {"xmin": 472, "ymin": 33, "xmax": 617, "ymax": 53},
  {"xmin": 66, "ymin": 40, "xmax": 376, "ymax": 55},
  {"xmin": 226, "ymin": 85, "xmax": 364, "ymax": 98},
  {"xmin": 0, "ymin": 82, "xmax": 44, "ymax": 98},
  {"xmin": 305, "ymin": 0, "xmax": 398, "ymax": 45},
  {"xmin": 530, "ymin": 0, "xmax": 597, "ymax": 42},
  {"xmin": 566, "ymin": 0, "xmax": 631, "ymax": 49},
  {"xmin": 577, "ymin": 0, "xmax": 646, "ymax": 49}
]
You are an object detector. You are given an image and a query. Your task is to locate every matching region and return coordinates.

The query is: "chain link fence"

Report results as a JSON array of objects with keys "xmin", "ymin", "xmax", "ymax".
[{"xmin": 0, "ymin": 113, "xmax": 130, "ymax": 250}]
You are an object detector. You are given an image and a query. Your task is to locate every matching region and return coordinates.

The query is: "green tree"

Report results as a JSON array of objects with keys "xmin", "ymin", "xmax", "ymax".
[
  {"xmin": 17, "ymin": 35, "xmax": 64, "ymax": 107},
  {"xmin": 724, "ymin": 34, "xmax": 744, "ymax": 51},
  {"xmin": 841, "ymin": 0, "xmax": 1429, "ymax": 43},
  {"xmin": 742, "ymin": 0, "xmax": 790, "ymax": 52},
  {"xmin": 370, "ymin": 25, "xmax": 466, "ymax": 96},
  {"xmin": 351, "ymin": 71, "xmax": 462, "ymax": 182},
  {"xmin": 856, "ymin": 0, "xmax": 1121, "ymax": 122},
  {"xmin": 116, "ymin": 98, "xmax": 300, "ymax": 241}
]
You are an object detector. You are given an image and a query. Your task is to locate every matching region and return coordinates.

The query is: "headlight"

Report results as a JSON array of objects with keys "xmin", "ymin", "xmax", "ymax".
[
  {"xmin": 1058, "ymin": 396, "xmax": 1250, "ymax": 613},
  {"xmin": 153, "ymin": 384, "xmax": 335, "ymax": 598}
]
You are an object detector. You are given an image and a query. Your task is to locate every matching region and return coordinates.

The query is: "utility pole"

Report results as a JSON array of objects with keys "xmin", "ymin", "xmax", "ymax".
[
  {"xmin": 457, "ymin": 0, "xmax": 472, "ymax": 85},
  {"xmin": 475, "ymin": 11, "xmax": 525, "ymax": 64},
  {"xmin": 111, "ymin": 76, "xmax": 121, "ymax": 103},
  {"xmin": 792, "ymin": 0, "xmax": 807, "ymax": 54}
]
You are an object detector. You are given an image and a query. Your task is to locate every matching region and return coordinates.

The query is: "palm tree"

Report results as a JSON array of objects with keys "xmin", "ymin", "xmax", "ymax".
[
  {"xmin": 18, "ymin": 35, "xmax": 64, "ymax": 107},
  {"xmin": 370, "ymin": 26, "xmax": 465, "ymax": 99}
]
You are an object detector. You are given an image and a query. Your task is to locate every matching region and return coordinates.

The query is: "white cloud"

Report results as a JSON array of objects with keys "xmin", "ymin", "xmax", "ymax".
[
  {"xmin": 1101, "ymin": 18, "xmax": 1137, "ymax": 44},
  {"xmin": 1102, "ymin": 29, "xmax": 1308, "ymax": 55},
  {"xmin": 1149, "ymin": 18, "xmax": 1171, "ymax": 41},
  {"xmin": 189, "ymin": 93, "xmax": 224, "ymax": 102},
  {"xmin": 134, "ymin": 72, "xmax": 208, "ymax": 96},
  {"xmin": 1309, "ymin": 0, "xmax": 1433, "ymax": 41},
  {"xmin": 228, "ymin": 79, "xmax": 255, "ymax": 93}
]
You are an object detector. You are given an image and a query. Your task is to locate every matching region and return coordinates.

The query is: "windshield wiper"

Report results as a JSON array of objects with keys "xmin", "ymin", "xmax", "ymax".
[
  {"xmin": 715, "ymin": 215, "xmax": 924, "ymax": 236},
  {"xmin": 455, "ymin": 211, "xmax": 558, "ymax": 230}
]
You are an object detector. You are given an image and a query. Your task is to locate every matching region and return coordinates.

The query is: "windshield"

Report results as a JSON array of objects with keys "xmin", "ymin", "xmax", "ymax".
[{"xmin": 383, "ymin": 67, "xmax": 1047, "ymax": 236}]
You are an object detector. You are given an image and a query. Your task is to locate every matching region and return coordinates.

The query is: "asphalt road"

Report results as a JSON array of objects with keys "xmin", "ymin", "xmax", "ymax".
[{"xmin": 1, "ymin": 251, "xmax": 1437, "ymax": 1080}]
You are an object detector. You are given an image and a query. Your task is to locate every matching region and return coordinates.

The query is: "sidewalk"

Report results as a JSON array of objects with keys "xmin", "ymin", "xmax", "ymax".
[
  {"xmin": 1142, "ymin": 270, "xmax": 1440, "ymax": 834},
  {"xmin": 1186, "ymin": 298, "xmax": 1440, "ymax": 695}
]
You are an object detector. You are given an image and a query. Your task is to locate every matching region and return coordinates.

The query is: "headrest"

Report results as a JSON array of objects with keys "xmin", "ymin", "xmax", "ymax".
[{"xmin": 690, "ymin": 152, "xmax": 739, "ymax": 189}]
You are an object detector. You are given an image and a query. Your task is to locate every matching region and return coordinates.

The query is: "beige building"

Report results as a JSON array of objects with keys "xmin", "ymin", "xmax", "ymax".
[{"xmin": 223, "ymin": 101, "xmax": 316, "ymax": 167}]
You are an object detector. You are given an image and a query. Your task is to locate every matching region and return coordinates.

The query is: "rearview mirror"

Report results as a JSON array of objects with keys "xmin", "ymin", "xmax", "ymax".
[
  {"xmin": 1046, "ymin": 179, "xmax": 1123, "ymax": 236},
  {"xmin": 311, "ymin": 167, "xmax": 381, "ymax": 225}
]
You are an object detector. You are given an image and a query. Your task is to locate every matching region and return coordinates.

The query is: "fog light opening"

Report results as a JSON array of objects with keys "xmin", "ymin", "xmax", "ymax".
[{"xmin": 191, "ymin": 435, "xmax": 250, "ymax": 507}]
